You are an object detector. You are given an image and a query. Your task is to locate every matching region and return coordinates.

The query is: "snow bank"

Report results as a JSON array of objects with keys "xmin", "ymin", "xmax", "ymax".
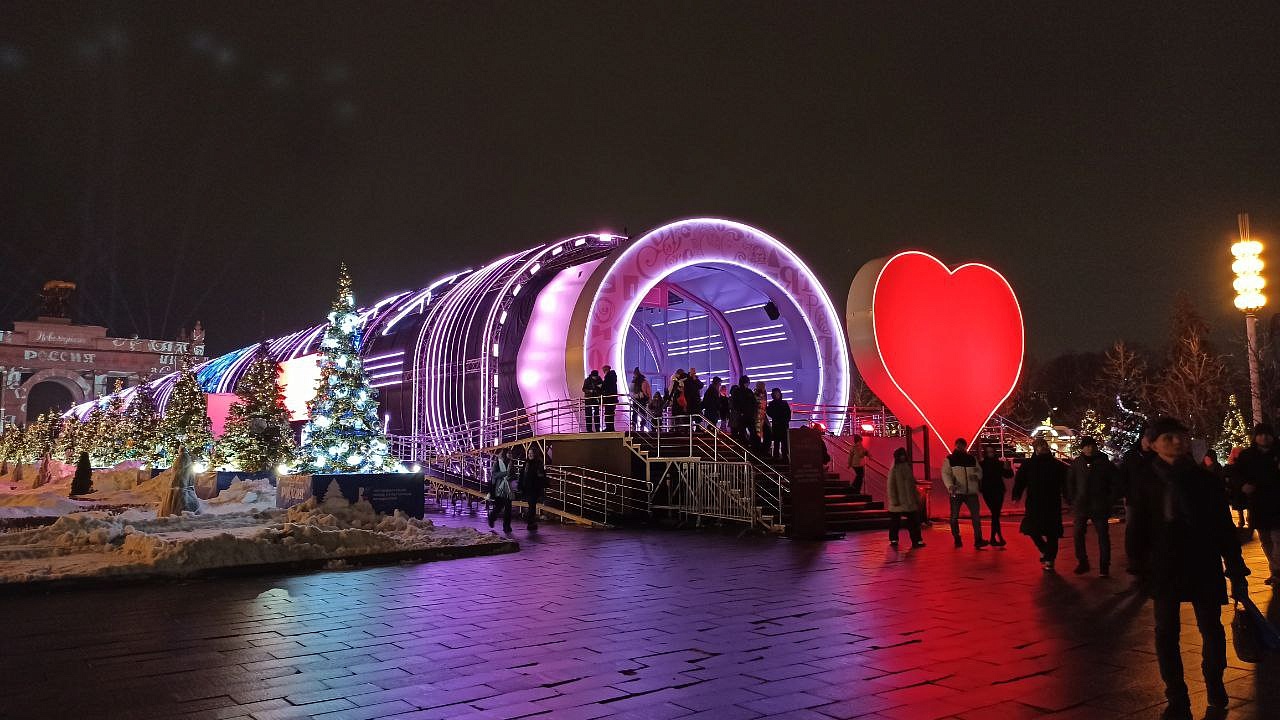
[{"xmin": 0, "ymin": 483, "xmax": 509, "ymax": 584}]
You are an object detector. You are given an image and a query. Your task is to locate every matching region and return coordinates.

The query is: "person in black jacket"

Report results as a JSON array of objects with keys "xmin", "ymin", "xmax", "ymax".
[
  {"xmin": 1121, "ymin": 430, "xmax": 1154, "ymax": 575},
  {"xmin": 1067, "ymin": 437, "xmax": 1120, "ymax": 576},
  {"xmin": 1237, "ymin": 422, "xmax": 1280, "ymax": 586},
  {"xmin": 685, "ymin": 368, "xmax": 704, "ymax": 418},
  {"xmin": 702, "ymin": 377, "xmax": 722, "ymax": 427},
  {"xmin": 1013, "ymin": 438, "xmax": 1067, "ymax": 570},
  {"xmin": 1129, "ymin": 417, "xmax": 1248, "ymax": 719},
  {"xmin": 765, "ymin": 389, "xmax": 791, "ymax": 458},
  {"xmin": 582, "ymin": 370, "xmax": 603, "ymax": 432},
  {"xmin": 521, "ymin": 446, "xmax": 548, "ymax": 531},
  {"xmin": 979, "ymin": 444, "xmax": 1013, "ymax": 546},
  {"xmin": 601, "ymin": 366, "xmax": 619, "ymax": 431}
]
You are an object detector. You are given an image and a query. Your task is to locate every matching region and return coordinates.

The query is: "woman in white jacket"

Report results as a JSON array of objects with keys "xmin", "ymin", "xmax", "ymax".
[{"xmin": 887, "ymin": 447, "xmax": 925, "ymax": 548}]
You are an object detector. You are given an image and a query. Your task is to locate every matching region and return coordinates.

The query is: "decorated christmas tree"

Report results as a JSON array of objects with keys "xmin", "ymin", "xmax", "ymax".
[
  {"xmin": 20, "ymin": 411, "xmax": 58, "ymax": 464},
  {"xmin": 300, "ymin": 263, "xmax": 394, "ymax": 473},
  {"xmin": 55, "ymin": 417, "xmax": 80, "ymax": 464},
  {"xmin": 159, "ymin": 368, "xmax": 215, "ymax": 464},
  {"xmin": 1215, "ymin": 394, "xmax": 1251, "ymax": 458},
  {"xmin": 92, "ymin": 380, "xmax": 130, "ymax": 466},
  {"xmin": 123, "ymin": 383, "xmax": 163, "ymax": 464},
  {"xmin": 221, "ymin": 349, "xmax": 297, "ymax": 472}
]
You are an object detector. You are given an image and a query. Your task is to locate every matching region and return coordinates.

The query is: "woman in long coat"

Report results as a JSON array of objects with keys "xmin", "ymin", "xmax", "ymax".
[
  {"xmin": 886, "ymin": 447, "xmax": 924, "ymax": 548},
  {"xmin": 1012, "ymin": 438, "xmax": 1067, "ymax": 571}
]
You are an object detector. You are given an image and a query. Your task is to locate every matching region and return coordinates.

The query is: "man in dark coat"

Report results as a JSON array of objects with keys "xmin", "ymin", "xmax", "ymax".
[
  {"xmin": 521, "ymin": 447, "xmax": 548, "ymax": 530},
  {"xmin": 731, "ymin": 376, "xmax": 757, "ymax": 447},
  {"xmin": 1237, "ymin": 422, "xmax": 1280, "ymax": 586},
  {"xmin": 601, "ymin": 366, "xmax": 619, "ymax": 431},
  {"xmin": 1067, "ymin": 437, "xmax": 1120, "ymax": 576},
  {"xmin": 1013, "ymin": 438, "xmax": 1066, "ymax": 570},
  {"xmin": 765, "ymin": 388, "xmax": 791, "ymax": 458},
  {"xmin": 1121, "ymin": 431, "xmax": 1154, "ymax": 575},
  {"xmin": 1129, "ymin": 417, "xmax": 1248, "ymax": 719},
  {"xmin": 684, "ymin": 368, "xmax": 704, "ymax": 418}
]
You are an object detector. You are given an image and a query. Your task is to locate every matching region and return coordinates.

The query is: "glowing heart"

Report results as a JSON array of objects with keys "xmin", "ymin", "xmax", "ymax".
[{"xmin": 847, "ymin": 251, "xmax": 1023, "ymax": 452}]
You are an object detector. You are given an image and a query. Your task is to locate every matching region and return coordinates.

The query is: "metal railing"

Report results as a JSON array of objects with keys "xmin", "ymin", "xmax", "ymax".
[{"xmin": 650, "ymin": 459, "xmax": 770, "ymax": 530}]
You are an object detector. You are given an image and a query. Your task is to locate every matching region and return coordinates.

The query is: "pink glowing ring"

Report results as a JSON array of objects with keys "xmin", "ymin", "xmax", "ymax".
[{"xmin": 584, "ymin": 218, "xmax": 849, "ymax": 430}]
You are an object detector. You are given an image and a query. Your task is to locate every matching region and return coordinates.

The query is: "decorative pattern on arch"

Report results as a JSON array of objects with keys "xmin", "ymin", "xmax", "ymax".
[{"xmin": 584, "ymin": 218, "xmax": 849, "ymax": 429}]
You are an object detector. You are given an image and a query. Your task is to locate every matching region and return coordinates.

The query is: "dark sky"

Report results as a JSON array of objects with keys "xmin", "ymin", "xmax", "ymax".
[{"xmin": 3, "ymin": 1, "xmax": 1279, "ymax": 360}]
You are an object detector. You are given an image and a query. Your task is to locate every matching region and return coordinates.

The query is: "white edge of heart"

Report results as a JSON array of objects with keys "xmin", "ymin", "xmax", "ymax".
[{"xmin": 871, "ymin": 250, "xmax": 1026, "ymax": 451}]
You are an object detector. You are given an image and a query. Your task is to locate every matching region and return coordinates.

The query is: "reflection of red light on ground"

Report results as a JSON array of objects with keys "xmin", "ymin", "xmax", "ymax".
[{"xmin": 279, "ymin": 354, "xmax": 322, "ymax": 421}]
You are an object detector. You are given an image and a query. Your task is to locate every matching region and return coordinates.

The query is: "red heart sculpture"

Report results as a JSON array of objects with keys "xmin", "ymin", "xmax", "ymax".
[{"xmin": 847, "ymin": 251, "xmax": 1023, "ymax": 453}]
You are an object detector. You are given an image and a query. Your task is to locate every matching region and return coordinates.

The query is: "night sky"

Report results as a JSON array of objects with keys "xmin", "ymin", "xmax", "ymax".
[{"xmin": 3, "ymin": 2, "xmax": 1279, "ymax": 360}]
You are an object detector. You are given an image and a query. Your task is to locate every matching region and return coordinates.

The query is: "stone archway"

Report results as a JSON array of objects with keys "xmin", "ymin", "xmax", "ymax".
[{"xmin": 18, "ymin": 370, "xmax": 89, "ymax": 424}]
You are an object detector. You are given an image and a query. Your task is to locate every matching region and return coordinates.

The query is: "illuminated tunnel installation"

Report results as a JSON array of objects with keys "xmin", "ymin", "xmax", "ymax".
[{"xmin": 68, "ymin": 218, "xmax": 850, "ymax": 453}]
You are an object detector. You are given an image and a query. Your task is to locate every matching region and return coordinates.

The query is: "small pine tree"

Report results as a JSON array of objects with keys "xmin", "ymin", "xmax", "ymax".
[
  {"xmin": 159, "ymin": 369, "xmax": 215, "ymax": 463},
  {"xmin": 123, "ymin": 383, "xmax": 163, "ymax": 464},
  {"xmin": 300, "ymin": 263, "xmax": 394, "ymax": 473},
  {"xmin": 221, "ymin": 350, "xmax": 297, "ymax": 472},
  {"xmin": 93, "ymin": 381, "xmax": 130, "ymax": 466},
  {"xmin": 1215, "ymin": 394, "xmax": 1251, "ymax": 458},
  {"xmin": 70, "ymin": 451, "xmax": 93, "ymax": 496}
]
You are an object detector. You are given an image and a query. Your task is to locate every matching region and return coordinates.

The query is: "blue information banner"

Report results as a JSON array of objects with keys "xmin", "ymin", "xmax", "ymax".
[{"xmin": 312, "ymin": 473, "xmax": 426, "ymax": 519}]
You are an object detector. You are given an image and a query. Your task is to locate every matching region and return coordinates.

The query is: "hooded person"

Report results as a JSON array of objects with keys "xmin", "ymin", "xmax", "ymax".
[{"xmin": 1128, "ymin": 417, "xmax": 1248, "ymax": 719}]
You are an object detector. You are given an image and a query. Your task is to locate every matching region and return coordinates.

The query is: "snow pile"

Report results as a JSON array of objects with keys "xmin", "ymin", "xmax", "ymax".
[
  {"xmin": 0, "ymin": 465, "xmax": 246, "ymax": 519},
  {"xmin": 0, "ymin": 482, "xmax": 507, "ymax": 584}
]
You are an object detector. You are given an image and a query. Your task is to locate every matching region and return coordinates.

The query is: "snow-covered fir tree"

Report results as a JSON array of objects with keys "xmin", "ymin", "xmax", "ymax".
[
  {"xmin": 220, "ymin": 350, "xmax": 297, "ymax": 472},
  {"xmin": 1215, "ymin": 394, "xmax": 1251, "ymax": 458},
  {"xmin": 123, "ymin": 383, "xmax": 163, "ymax": 464},
  {"xmin": 300, "ymin": 263, "xmax": 394, "ymax": 473},
  {"xmin": 55, "ymin": 417, "xmax": 81, "ymax": 464},
  {"xmin": 20, "ymin": 411, "xmax": 57, "ymax": 464},
  {"xmin": 92, "ymin": 380, "xmax": 130, "ymax": 466},
  {"xmin": 159, "ymin": 368, "xmax": 215, "ymax": 463}
]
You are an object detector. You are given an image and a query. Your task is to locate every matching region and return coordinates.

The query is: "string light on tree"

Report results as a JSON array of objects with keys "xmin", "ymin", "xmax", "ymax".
[{"xmin": 299, "ymin": 263, "xmax": 396, "ymax": 473}]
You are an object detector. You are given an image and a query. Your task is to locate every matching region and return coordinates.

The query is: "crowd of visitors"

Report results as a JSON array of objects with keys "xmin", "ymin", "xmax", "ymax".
[{"xmin": 578, "ymin": 368, "xmax": 795, "ymax": 458}]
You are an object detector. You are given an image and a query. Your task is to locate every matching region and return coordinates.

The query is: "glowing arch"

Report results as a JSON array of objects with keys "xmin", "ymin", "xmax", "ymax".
[{"xmin": 582, "ymin": 218, "xmax": 850, "ymax": 430}]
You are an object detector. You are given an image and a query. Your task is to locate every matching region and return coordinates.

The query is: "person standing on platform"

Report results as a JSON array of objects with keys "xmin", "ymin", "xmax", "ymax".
[
  {"xmin": 702, "ymin": 377, "xmax": 722, "ymax": 428},
  {"xmin": 979, "ymin": 444, "xmax": 1012, "ymax": 546},
  {"xmin": 630, "ymin": 367, "xmax": 651, "ymax": 431},
  {"xmin": 718, "ymin": 384, "xmax": 731, "ymax": 431},
  {"xmin": 648, "ymin": 390, "xmax": 666, "ymax": 431},
  {"xmin": 1067, "ymin": 437, "xmax": 1120, "ymax": 576},
  {"xmin": 731, "ymin": 375, "xmax": 757, "ymax": 446},
  {"xmin": 601, "ymin": 365, "xmax": 619, "ymax": 431},
  {"xmin": 488, "ymin": 448, "xmax": 514, "ymax": 533},
  {"xmin": 582, "ymin": 370, "xmax": 603, "ymax": 432},
  {"xmin": 887, "ymin": 447, "xmax": 925, "ymax": 548},
  {"xmin": 521, "ymin": 446, "xmax": 547, "ymax": 531},
  {"xmin": 1129, "ymin": 417, "xmax": 1248, "ymax": 719},
  {"xmin": 1013, "ymin": 437, "xmax": 1066, "ymax": 570},
  {"xmin": 766, "ymin": 388, "xmax": 791, "ymax": 458},
  {"xmin": 1238, "ymin": 422, "xmax": 1280, "ymax": 586},
  {"xmin": 669, "ymin": 369, "xmax": 688, "ymax": 419},
  {"xmin": 846, "ymin": 434, "xmax": 868, "ymax": 493},
  {"xmin": 685, "ymin": 368, "xmax": 704, "ymax": 419},
  {"xmin": 943, "ymin": 438, "xmax": 988, "ymax": 548}
]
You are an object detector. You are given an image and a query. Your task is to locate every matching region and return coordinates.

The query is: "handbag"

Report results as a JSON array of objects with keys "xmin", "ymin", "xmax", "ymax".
[{"xmin": 1233, "ymin": 601, "xmax": 1263, "ymax": 663}]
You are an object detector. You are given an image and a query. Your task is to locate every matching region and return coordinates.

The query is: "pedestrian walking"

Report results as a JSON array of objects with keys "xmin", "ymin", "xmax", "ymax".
[
  {"xmin": 630, "ymin": 367, "xmax": 651, "ymax": 431},
  {"xmin": 601, "ymin": 365, "xmax": 619, "ymax": 431},
  {"xmin": 979, "ymin": 444, "xmax": 1012, "ymax": 546},
  {"xmin": 582, "ymin": 370, "xmax": 603, "ymax": 432},
  {"xmin": 846, "ymin": 434, "xmax": 868, "ymax": 493},
  {"xmin": 1121, "ymin": 430, "xmax": 1154, "ymax": 575},
  {"xmin": 1129, "ymin": 417, "xmax": 1249, "ymax": 719},
  {"xmin": 1237, "ymin": 422, "xmax": 1280, "ymax": 586},
  {"xmin": 943, "ymin": 438, "xmax": 988, "ymax": 548},
  {"xmin": 1225, "ymin": 446, "xmax": 1249, "ymax": 529},
  {"xmin": 887, "ymin": 447, "xmax": 925, "ymax": 548},
  {"xmin": 1013, "ymin": 437, "xmax": 1066, "ymax": 570},
  {"xmin": 1067, "ymin": 437, "xmax": 1120, "ymax": 576},
  {"xmin": 487, "ymin": 448, "xmax": 514, "ymax": 532},
  {"xmin": 766, "ymin": 388, "xmax": 791, "ymax": 458},
  {"xmin": 521, "ymin": 446, "xmax": 547, "ymax": 530}
]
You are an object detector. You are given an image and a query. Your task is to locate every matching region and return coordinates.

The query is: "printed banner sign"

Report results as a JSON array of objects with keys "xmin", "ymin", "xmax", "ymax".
[{"xmin": 312, "ymin": 472, "xmax": 426, "ymax": 519}]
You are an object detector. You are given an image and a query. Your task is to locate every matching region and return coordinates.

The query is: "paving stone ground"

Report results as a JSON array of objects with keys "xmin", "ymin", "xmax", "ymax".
[{"xmin": 0, "ymin": 504, "xmax": 1277, "ymax": 720}]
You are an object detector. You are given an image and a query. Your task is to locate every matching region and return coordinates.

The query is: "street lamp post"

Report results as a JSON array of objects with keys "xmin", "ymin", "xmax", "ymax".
[{"xmin": 1232, "ymin": 213, "xmax": 1266, "ymax": 425}]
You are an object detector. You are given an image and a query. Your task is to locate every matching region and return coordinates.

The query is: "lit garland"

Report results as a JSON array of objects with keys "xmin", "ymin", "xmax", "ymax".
[{"xmin": 299, "ymin": 263, "xmax": 395, "ymax": 473}]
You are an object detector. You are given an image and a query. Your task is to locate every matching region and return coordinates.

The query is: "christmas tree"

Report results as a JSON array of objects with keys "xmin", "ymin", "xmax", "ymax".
[
  {"xmin": 123, "ymin": 383, "xmax": 163, "ymax": 464},
  {"xmin": 92, "ymin": 380, "xmax": 130, "ymax": 466},
  {"xmin": 20, "ymin": 411, "xmax": 58, "ymax": 464},
  {"xmin": 221, "ymin": 349, "xmax": 297, "ymax": 472},
  {"xmin": 159, "ymin": 368, "xmax": 215, "ymax": 464},
  {"xmin": 300, "ymin": 263, "xmax": 394, "ymax": 473},
  {"xmin": 1215, "ymin": 394, "xmax": 1251, "ymax": 458}
]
